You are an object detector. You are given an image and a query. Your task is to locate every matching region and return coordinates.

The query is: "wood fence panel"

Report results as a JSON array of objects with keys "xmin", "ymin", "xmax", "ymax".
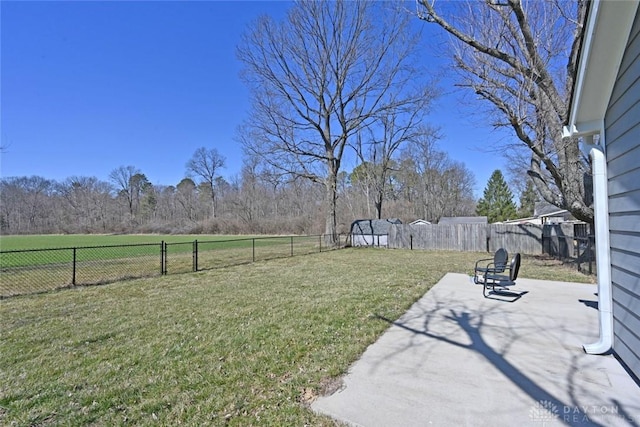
[
  {"xmin": 489, "ymin": 224, "xmax": 543, "ymax": 255},
  {"xmin": 389, "ymin": 223, "xmax": 546, "ymax": 255},
  {"xmin": 459, "ymin": 224, "xmax": 488, "ymax": 252},
  {"xmin": 388, "ymin": 225, "xmax": 410, "ymax": 249},
  {"xmin": 389, "ymin": 224, "xmax": 487, "ymax": 252},
  {"xmin": 542, "ymin": 223, "xmax": 575, "ymax": 258}
]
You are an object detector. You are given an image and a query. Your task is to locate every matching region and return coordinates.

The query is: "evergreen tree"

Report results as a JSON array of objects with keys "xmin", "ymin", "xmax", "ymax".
[
  {"xmin": 476, "ymin": 170, "xmax": 517, "ymax": 223},
  {"xmin": 518, "ymin": 179, "xmax": 538, "ymax": 218}
]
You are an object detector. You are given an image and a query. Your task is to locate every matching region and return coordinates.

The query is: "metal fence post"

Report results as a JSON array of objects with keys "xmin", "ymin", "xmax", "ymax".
[
  {"xmin": 252, "ymin": 238, "xmax": 255, "ymax": 262},
  {"xmin": 72, "ymin": 247, "xmax": 77, "ymax": 285},
  {"xmin": 164, "ymin": 241, "xmax": 168, "ymax": 275},
  {"xmin": 290, "ymin": 236, "xmax": 294, "ymax": 257},
  {"xmin": 319, "ymin": 235, "xmax": 322, "ymax": 253},
  {"xmin": 160, "ymin": 241, "xmax": 165, "ymax": 275},
  {"xmin": 193, "ymin": 240, "xmax": 198, "ymax": 272}
]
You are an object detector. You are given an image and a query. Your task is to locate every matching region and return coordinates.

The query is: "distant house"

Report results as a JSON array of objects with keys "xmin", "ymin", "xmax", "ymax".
[
  {"xmin": 409, "ymin": 219, "xmax": 431, "ymax": 226},
  {"xmin": 497, "ymin": 202, "xmax": 573, "ymax": 225},
  {"xmin": 499, "ymin": 217, "xmax": 539, "ymax": 225},
  {"xmin": 438, "ymin": 216, "xmax": 488, "ymax": 225},
  {"xmin": 500, "ymin": 212, "xmax": 571, "ymax": 226},
  {"xmin": 350, "ymin": 218, "xmax": 402, "ymax": 247},
  {"xmin": 563, "ymin": 0, "xmax": 640, "ymax": 381},
  {"xmin": 534, "ymin": 201, "xmax": 573, "ymax": 224},
  {"xmin": 538, "ymin": 210, "xmax": 572, "ymax": 225}
]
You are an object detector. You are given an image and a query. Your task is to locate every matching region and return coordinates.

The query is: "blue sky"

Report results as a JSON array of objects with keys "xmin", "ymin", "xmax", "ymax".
[{"xmin": 1, "ymin": 0, "xmax": 506, "ymax": 197}]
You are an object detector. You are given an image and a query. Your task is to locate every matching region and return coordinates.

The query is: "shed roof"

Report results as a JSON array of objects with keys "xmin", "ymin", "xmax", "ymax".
[
  {"xmin": 350, "ymin": 218, "xmax": 402, "ymax": 235},
  {"xmin": 534, "ymin": 201, "xmax": 567, "ymax": 217},
  {"xmin": 438, "ymin": 216, "xmax": 487, "ymax": 225}
]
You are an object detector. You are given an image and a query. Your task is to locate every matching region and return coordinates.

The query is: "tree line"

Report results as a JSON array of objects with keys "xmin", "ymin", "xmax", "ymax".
[{"xmin": 1, "ymin": 141, "xmax": 478, "ymax": 236}]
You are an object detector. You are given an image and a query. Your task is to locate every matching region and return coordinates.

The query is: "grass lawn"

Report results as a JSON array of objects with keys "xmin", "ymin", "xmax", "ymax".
[
  {"xmin": 0, "ymin": 234, "xmax": 264, "ymax": 252},
  {"xmin": 0, "ymin": 249, "xmax": 593, "ymax": 426},
  {"xmin": 0, "ymin": 235, "xmax": 322, "ymax": 268}
]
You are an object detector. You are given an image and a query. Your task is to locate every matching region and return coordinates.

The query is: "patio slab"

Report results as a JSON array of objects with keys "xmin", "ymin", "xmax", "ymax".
[{"xmin": 312, "ymin": 273, "xmax": 640, "ymax": 426}]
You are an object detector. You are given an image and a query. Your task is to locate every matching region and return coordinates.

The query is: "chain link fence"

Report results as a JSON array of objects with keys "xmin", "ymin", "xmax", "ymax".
[{"xmin": 0, "ymin": 235, "xmax": 346, "ymax": 298}]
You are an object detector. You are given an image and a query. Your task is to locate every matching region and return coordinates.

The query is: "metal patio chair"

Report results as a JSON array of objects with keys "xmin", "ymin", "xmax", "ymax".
[
  {"xmin": 478, "ymin": 253, "xmax": 521, "ymax": 298},
  {"xmin": 473, "ymin": 248, "xmax": 509, "ymax": 284}
]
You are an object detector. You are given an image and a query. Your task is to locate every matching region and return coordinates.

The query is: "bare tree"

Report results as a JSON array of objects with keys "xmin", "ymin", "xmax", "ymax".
[
  {"xmin": 416, "ymin": 0, "xmax": 592, "ymax": 223},
  {"xmin": 352, "ymin": 103, "xmax": 437, "ymax": 219},
  {"xmin": 229, "ymin": 157, "xmax": 269, "ymax": 227},
  {"xmin": 1, "ymin": 176, "xmax": 55, "ymax": 234},
  {"xmin": 186, "ymin": 147, "xmax": 225, "ymax": 219},
  {"xmin": 399, "ymin": 133, "xmax": 476, "ymax": 222},
  {"xmin": 237, "ymin": 0, "xmax": 426, "ymax": 244},
  {"xmin": 230, "ymin": 167, "xmax": 257, "ymax": 227},
  {"xmin": 155, "ymin": 185, "xmax": 178, "ymax": 224},
  {"xmin": 109, "ymin": 165, "xmax": 140, "ymax": 219},
  {"xmin": 58, "ymin": 176, "xmax": 113, "ymax": 232},
  {"xmin": 176, "ymin": 178, "xmax": 198, "ymax": 222},
  {"xmin": 130, "ymin": 173, "xmax": 152, "ymax": 220}
]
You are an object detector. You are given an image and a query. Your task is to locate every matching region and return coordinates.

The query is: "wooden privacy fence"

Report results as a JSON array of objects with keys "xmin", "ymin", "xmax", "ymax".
[
  {"xmin": 388, "ymin": 223, "xmax": 580, "ymax": 256},
  {"xmin": 389, "ymin": 223, "xmax": 490, "ymax": 252}
]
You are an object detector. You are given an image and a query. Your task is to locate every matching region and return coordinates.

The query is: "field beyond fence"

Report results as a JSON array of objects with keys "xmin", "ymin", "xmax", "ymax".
[{"xmin": 0, "ymin": 234, "xmax": 346, "ymax": 298}]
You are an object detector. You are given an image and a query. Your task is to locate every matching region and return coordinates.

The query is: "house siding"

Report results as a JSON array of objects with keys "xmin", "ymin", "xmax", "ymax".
[{"xmin": 605, "ymin": 7, "xmax": 640, "ymax": 380}]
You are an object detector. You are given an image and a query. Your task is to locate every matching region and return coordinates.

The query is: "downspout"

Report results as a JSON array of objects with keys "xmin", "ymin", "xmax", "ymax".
[{"xmin": 583, "ymin": 141, "xmax": 613, "ymax": 354}]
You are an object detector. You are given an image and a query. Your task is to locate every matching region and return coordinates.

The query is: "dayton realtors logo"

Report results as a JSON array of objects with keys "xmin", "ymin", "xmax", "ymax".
[
  {"xmin": 529, "ymin": 400, "xmax": 560, "ymax": 424},
  {"xmin": 530, "ymin": 400, "xmax": 633, "ymax": 424}
]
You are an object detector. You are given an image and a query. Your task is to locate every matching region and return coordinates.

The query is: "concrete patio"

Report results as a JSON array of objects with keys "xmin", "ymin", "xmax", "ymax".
[{"xmin": 312, "ymin": 273, "xmax": 640, "ymax": 426}]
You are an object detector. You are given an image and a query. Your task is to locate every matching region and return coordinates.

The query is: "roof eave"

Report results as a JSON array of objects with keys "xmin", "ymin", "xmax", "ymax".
[{"xmin": 563, "ymin": 0, "xmax": 639, "ymax": 139}]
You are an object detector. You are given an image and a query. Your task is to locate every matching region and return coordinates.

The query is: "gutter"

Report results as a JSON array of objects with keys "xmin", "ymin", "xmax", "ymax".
[
  {"xmin": 583, "ymin": 141, "xmax": 613, "ymax": 355},
  {"xmin": 564, "ymin": 0, "xmax": 598, "ymax": 136}
]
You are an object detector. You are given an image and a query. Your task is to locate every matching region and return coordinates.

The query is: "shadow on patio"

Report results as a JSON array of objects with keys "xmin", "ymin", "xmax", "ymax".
[{"xmin": 313, "ymin": 273, "xmax": 640, "ymax": 426}]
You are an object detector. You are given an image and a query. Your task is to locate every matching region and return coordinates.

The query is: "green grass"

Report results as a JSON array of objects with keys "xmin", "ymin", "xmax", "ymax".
[
  {"xmin": 0, "ymin": 249, "xmax": 593, "ymax": 426},
  {"xmin": 0, "ymin": 235, "xmax": 318, "ymax": 267},
  {"xmin": 0, "ymin": 234, "xmax": 262, "ymax": 252},
  {"xmin": 0, "ymin": 235, "xmax": 267, "ymax": 270}
]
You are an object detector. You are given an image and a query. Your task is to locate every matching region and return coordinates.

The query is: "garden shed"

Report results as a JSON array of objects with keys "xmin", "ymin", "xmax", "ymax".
[{"xmin": 350, "ymin": 218, "xmax": 402, "ymax": 247}]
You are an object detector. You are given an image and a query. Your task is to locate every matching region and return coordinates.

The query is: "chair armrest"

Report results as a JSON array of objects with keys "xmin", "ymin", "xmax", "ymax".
[
  {"xmin": 484, "ymin": 262, "xmax": 505, "ymax": 273},
  {"xmin": 474, "ymin": 258, "xmax": 493, "ymax": 270},
  {"xmin": 476, "ymin": 261, "xmax": 505, "ymax": 274}
]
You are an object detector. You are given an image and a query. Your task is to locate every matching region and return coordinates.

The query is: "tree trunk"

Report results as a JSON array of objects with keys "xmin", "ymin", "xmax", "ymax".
[
  {"xmin": 210, "ymin": 187, "xmax": 216, "ymax": 219},
  {"xmin": 324, "ymin": 163, "xmax": 339, "ymax": 246},
  {"xmin": 374, "ymin": 192, "xmax": 383, "ymax": 220}
]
